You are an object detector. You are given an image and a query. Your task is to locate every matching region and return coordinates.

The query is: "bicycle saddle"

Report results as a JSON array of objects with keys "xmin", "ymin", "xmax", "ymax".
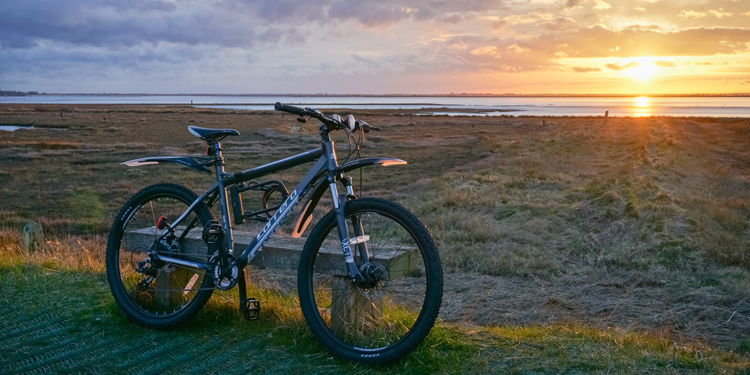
[{"xmin": 188, "ymin": 126, "xmax": 240, "ymax": 140}]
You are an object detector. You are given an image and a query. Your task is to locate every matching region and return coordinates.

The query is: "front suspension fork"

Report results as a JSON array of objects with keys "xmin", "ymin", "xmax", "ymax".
[{"xmin": 330, "ymin": 180, "xmax": 367, "ymax": 281}]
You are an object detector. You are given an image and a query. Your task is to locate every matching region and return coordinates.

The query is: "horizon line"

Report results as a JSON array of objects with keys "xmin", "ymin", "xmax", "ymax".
[{"xmin": 7, "ymin": 92, "xmax": 750, "ymax": 98}]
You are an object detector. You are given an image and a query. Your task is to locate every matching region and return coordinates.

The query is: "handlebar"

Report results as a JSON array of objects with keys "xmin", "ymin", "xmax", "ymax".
[
  {"xmin": 274, "ymin": 102, "xmax": 380, "ymax": 133},
  {"xmin": 274, "ymin": 102, "xmax": 307, "ymax": 117}
]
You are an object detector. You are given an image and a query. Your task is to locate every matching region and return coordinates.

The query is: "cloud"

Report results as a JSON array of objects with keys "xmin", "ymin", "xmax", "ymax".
[
  {"xmin": 506, "ymin": 44, "xmax": 530, "ymax": 54},
  {"xmin": 678, "ymin": 10, "xmax": 706, "ymax": 19},
  {"xmin": 351, "ymin": 54, "xmax": 380, "ymax": 68},
  {"xmin": 540, "ymin": 17, "xmax": 577, "ymax": 31},
  {"xmin": 654, "ymin": 60, "xmax": 676, "ymax": 67},
  {"xmin": 572, "ymin": 66, "xmax": 602, "ymax": 72},
  {"xmin": 418, "ymin": 25, "xmax": 750, "ymax": 74},
  {"xmin": 520, "ymin": 26, "xmax": 750, "ymax": 59},
  {"xmin": 0, "ymin": 0, "xmax": 509, "ymax": 50},
  {"xmin": 0, "ymin": 0, "xmax": 310, "ymax": 49},
  {"xmin": 709, "ymin": 9, "xmax": 732, "ymax": 18},
  {"xmin": 327, "ymin": 1, "xmax": 410, "ymax": 27},
  {"xmin": 470, "ymin": 46, "xmax": 501, "ymax": 56},
  {"xmin": 3, "ymin": 0, "xmax": 750, "ymax": 93},
  {"xmin": 592, "ymin": 0, "xmax": 612, "ymax": 10},
  {"xmin": 605, "ymin": 62, "xmax": 640, "ymax": 71},
  {"xmin": 326, "ymin": 0, "xmax": 507, "ymax": 26}
]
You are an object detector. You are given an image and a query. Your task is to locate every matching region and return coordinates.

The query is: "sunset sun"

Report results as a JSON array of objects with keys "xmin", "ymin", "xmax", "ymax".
[{"xmin": 629, "ymin": 59, "xmax": 656, "ymax": 81}]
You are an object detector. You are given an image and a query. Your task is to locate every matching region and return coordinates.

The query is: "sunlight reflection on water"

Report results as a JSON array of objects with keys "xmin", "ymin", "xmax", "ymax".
[
  {"xmin": 0, "ymin": 125, "xmax": 34, "ymax": 131},
  {"xmin": 3, "ymin": 95, "xmax": 750, "ymax": 117}
]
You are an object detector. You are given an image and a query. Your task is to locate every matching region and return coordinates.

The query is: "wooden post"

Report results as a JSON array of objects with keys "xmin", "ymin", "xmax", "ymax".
[
  {"xmin": 22, "ymin": 221, "xmax": 43, "ymax": 254},
  {"xmin": 604, "ymin": 110, "xmax": 609, "ymax": 124},
  {"xmin": 330, "ymin": 275, "xmax": 382, "ymax": 337},
  {"xmin": 155, "ymin": 268, "xmax": 172, "ymax": 308},
  {"xmin": 244, "ymin": 265, "xmax": 252, "ymax": 286}
]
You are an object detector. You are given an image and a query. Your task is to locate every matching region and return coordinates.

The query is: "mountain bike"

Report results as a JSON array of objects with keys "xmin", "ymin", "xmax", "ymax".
[{"xmin": 106, "ymin": 102, "xmax": 444, "ymax": 363}]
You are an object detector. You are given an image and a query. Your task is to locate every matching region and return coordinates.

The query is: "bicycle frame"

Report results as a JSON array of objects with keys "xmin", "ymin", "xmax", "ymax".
[{"xmin": 129, "ymin": 130, "xmax": 406, "ymax": 282}]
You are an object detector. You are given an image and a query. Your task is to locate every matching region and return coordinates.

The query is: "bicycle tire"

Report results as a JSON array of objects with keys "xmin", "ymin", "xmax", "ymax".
[
  {"xmin": 298, "ymin": 198, "xmax": 443, "ymax": 363},
  {"xmin": 106, "ymin": 183, "xmax": 215, "ymax": 328}
]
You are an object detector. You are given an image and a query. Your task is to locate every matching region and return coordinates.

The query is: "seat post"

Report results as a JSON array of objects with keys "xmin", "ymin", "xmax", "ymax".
[
  {"xmin": 209, "ymin": 139, "xmax": 234, "ymax": 256},
  {"xmin": 208, "ymin": 140, "xmax": 225, "ymax": 171}
]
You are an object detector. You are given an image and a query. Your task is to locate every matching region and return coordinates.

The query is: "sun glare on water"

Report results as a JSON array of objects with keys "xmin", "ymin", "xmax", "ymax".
[{"xmin": 634, "ymin": 96, "xmax": 651, "ymax": 117}]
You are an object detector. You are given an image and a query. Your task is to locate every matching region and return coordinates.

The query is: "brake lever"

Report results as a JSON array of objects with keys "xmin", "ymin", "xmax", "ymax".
[{"xmin": 355, "ymin": 120, "xmax": 379, "ymax": 133}]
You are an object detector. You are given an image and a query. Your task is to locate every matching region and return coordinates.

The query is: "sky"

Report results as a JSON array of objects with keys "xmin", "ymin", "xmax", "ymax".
[{"xmin": 1, "ymin": 0, "xmax": 750, "ymax": 95}]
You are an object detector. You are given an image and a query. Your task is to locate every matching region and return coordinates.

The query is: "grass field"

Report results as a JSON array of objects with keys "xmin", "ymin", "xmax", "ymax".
[
  {"xmin": 1, "ymin": 237, "xmax": 747, "ymax": 374},
  {"xmin": 1, "ymin": 104, "xmax": 749, "ymax": 373}
]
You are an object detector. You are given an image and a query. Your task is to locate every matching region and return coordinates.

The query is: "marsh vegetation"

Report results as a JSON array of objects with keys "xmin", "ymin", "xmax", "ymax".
[{"xmin": 1, "ymin": 104, "xmax": 749, "ymax": 372}]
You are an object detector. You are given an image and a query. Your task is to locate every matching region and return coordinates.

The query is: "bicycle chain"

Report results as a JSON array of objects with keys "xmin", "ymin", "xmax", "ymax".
[{"xmin": 139, "ymin": 252, "xmax": 219, "ymax": 292}]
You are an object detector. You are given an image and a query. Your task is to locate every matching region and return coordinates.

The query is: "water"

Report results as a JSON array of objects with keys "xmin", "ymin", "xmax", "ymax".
[
  {"xmin": 2, "ymin": 95, "xmax": 750, "ymax": 117},
  {"xmin": 0, "ymin": 125, "xmax": 35, "ymax": 131}
]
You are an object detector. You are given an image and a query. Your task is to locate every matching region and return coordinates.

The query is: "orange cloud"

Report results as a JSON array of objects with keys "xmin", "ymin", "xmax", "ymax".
[
  {"xmin": 678, "ymin": 10, "xmax": 707, "ymax": 19},
  {"xmin": 572, "ymin": 66, "xmax": 602, "ymax": 73},
  {"xmin": 654, "ymin": 60, "xmax": 676, "ymax": 67},
  {"xmin": 605, "ymin": 62, "xmax": 640, "ymax": 71},
  {"xmin": 524, "ymin": 26, "xmax": 750, "ymax": 58}
]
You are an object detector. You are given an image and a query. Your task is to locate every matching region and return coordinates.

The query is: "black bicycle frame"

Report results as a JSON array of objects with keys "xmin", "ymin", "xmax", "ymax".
[{"xmin": 150, "ymin": 135, "xmax": 365, "ymax": 280}]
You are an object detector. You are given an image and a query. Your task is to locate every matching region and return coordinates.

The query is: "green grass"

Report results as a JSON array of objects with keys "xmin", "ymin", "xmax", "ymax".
[
  {"xmin": 2, "ymin": 105, "xmax": 750, "ymax": 371},
  {"xmin": 1, "ymin": 237, "xmax": 748, "ymax": 374}
]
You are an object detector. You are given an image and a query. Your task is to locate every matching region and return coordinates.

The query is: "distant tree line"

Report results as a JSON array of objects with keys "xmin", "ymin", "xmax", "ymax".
[{"xmin": 1, "ymin": 90, "xmax": 39, "ymax": 96}]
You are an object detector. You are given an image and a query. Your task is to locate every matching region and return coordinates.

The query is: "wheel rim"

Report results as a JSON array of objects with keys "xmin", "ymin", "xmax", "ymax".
[
  {"xmin": 116, "ymin": 195, "xmax": 210, "ymax": 318},
  {"xmin": 306, "ymin": 209, "xmax": 430, "ymax": 351}
]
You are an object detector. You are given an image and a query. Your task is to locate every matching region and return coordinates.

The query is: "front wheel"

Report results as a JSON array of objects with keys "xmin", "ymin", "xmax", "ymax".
[{"xmin": 298, "ymin": 198, "xmax": 443, "ymax": 363}]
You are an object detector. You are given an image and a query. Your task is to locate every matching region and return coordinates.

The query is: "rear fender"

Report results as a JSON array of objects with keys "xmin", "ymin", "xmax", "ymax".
[
  {"xmin": 122, "ymin": 156, "xmax": 211, "ymax": 173},
  {"xmin": 290, "ymin": 157, "xmax": 406, "ymax": 238}
]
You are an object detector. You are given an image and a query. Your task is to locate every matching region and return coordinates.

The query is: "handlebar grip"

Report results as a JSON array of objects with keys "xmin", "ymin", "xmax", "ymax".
[{"xmin": 274, "ymin": 102, "xmax": 306, "ymax": 116}]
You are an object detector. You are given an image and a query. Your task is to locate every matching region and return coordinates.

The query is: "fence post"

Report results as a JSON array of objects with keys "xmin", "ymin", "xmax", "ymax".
[{"xmin": 22, "ymin": 221, "xmax": 43, "ymax": 254}]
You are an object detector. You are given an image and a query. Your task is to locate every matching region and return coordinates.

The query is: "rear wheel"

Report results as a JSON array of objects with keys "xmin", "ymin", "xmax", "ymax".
[
  {"xmin": 298, "ymin": 198, "xmax": 443, "ymax": 363},
  {"xmin": 106, "ymin": 183, "xmax": 214, "ymax": 328}
]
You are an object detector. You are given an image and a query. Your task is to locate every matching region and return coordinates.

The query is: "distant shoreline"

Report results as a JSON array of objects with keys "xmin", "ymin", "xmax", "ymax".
[{"xmin": 8, "ymin": 93, "xmax": 750, "ymax": 98}]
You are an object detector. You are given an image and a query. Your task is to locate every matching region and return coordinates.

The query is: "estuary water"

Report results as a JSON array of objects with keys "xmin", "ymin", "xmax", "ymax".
[{"xmin": 2, "ymin": 95, "xmax": 750, "ymax": 117}]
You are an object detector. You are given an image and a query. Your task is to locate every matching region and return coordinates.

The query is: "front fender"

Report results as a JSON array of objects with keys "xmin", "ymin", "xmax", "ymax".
[
  {"xmin": 337, "ymin": 157, "xmax": 406, "ymax": 173},
  {"xmin": 290, "ymin": 157, "xmax": 407, "ymax": 238}
]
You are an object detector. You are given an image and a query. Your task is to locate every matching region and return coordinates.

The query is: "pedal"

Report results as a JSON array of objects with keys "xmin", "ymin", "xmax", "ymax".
[
  {"xmin": 202, "ymin": 220, "xmax": 223, "ymax": 243},
  {"xmin": 244, "ymin": 298, "xmax": 260, "ymax": 320}
]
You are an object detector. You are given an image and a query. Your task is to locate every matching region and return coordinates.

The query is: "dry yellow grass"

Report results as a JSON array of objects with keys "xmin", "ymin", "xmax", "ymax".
[{"xmin": 1, "ymin": 104, "xmax": 749, "ymax": 353}]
